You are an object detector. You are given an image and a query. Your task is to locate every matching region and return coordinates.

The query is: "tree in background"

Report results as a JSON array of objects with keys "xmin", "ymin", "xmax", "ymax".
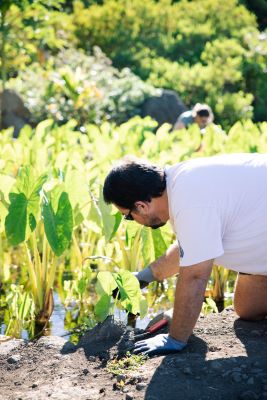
[
  {"xmin": 0, "ymin": 0, "xmax": 74, "ymax": 89},
  {"xmin": 1, "ymin": 0, "xmax": 266, "ymax": 129},
  {"xmin": 72, "ymin": 0, "xmax": 266, "ymax": 128}
]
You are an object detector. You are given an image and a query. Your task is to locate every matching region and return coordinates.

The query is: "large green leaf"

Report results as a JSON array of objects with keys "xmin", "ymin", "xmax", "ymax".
[
  {"xmin": 27, "ymin": 173, "xmax": 48, "ymax": 219},
  {"xmin": 94, "ymin": 294, "xmax": 111, "ymax": 322},
  {"xmin": 15, "ymin": 166, "xmax": 33, "ymax": 199},
  {"xmin": 114, "ymin": 270, "xmax": 143, "ymax": 315},
  {"xmin": 151, "ymin": 228, "xmax": 167, "ymax": 259},
  {"xmin": 141, "ymin": 227, "xmax": 167, "ymax": 265},
  {"xmin": 5, "ymin": 193, "xmax": 28, "ymax": 245},
  {"xmin": 96, "ymin": 271, "xmax": 117, "ymax": 296},
  {"xmin": 64, "ymin": 169, "xmax": 91, "ymax": 220},
  {"xmin": 42, "ymin": 191, "xmax": 73, "ymax": 256},
  {"xmin": 140, "ymin": 227, "xmax": 154, "ymax": 266},
  {"xmin": 98, "ymin": 187, "xmax": 118, "ymax": 242}
]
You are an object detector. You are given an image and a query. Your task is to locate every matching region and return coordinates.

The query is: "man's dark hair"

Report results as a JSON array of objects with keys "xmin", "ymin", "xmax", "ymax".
[
  {"xmin": 103, "ymin": 157, "xmax": 166, "ymax": 209},
  {"xmin": 196, "ymin": 109, "xmax": 210, "ymax": 118}
]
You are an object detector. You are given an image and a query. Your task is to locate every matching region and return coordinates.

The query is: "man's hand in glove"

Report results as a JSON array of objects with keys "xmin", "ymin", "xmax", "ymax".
[
  {"xmin": 133, "ymin": 265, "xmax": 156, "ymax": 289},
  {"xmin": 133, "ymin": 333, "xmax": 186, "ymax": 357}
]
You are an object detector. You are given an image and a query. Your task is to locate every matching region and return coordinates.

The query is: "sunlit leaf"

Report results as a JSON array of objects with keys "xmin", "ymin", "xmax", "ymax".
[
  {"xmin": 42, "ymin": 191, "xmax": 73, "ymax": 256},
  {"xmin": 94, "ymin": 294, "xmax": 111, "ymax": 322},
  {"xmin": 5, "ymin": 193, "xmax": 28, "ymax": 245}
]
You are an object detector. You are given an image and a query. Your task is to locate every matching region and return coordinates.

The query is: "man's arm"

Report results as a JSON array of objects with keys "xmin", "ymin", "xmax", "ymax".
[
  {"xmin": 150, "ymin": 242, "xmax": 180, "ymax": 280},
  {"xmin": 133, "ymin": 259, "xmax": 214, "ymax": 356},
  {"xmin": 173, "ymin": 121, "xmax": 186, "ymax": 130},
  {"xmin": 169, "ymin": 259, "xmax": 214, "ymax": 342}
]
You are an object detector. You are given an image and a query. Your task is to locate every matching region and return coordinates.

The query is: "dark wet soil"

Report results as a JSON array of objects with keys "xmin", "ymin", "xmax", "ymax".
[{"xmin": 0, "ymin": 307, "xmax": 267, "ymax": 400}]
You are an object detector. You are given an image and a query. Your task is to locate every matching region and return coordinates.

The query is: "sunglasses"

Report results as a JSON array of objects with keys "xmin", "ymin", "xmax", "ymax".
[{"xmin": 124, "ymin": 207, "xmax": 134, "ymax": 221}]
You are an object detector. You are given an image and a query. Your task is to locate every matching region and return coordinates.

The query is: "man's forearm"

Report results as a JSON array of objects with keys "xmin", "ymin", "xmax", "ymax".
[
  {"xmin": 150, "ymin": 242, "xmax": 180, "ymax": 281},
  {"xmin": 169, "ymin": 273, "xmax": 209, "ymax": 343}
]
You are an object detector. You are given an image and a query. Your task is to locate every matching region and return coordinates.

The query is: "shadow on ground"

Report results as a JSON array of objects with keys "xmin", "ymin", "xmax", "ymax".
[{"xmin": 143, "ymin": 318, "xmax": 267, "ymax": 400}]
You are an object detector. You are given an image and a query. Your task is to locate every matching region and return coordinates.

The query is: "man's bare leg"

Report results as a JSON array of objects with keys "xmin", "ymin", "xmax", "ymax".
[{"xmin": 234, "ymin": 273, "xmax": 267, "ymax": 320}]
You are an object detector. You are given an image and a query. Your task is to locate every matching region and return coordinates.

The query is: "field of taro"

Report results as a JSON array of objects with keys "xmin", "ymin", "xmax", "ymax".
[{"xmin": 0, "ymin": 117, "xmax": 266, "ymax": 341}]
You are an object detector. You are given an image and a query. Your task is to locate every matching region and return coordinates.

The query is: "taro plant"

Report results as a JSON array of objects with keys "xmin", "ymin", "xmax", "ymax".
[
  {"xmin": 4, "ymin": 166, "xmax": 73, "ymax": 325},
  {"xmin": 4, "ymin": 284, "xmax": 35, "ymax": 338},
  {"xmin": 95, "ymin": 269, "xmax": 147, "ymax": 322}
]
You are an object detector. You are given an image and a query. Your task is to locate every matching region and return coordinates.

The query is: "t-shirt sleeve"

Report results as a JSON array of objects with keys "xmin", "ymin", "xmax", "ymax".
[{"xmin": 175, "ymin": 206, "xmax": 224, "ymax": 267}]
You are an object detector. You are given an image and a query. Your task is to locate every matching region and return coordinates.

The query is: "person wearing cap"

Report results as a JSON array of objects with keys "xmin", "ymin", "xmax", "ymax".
[
  {"xmin": 174, "ymin": 103, "xmax": 214, "ymax": 131},
  {"xmin": 103, "ymin": 154, "xmax": 267, "ymax": 356}
]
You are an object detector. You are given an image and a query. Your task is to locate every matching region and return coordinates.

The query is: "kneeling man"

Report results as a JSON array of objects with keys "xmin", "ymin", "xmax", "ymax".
[{"xmin": 103, "ymin": 153, "xmax": 267, "ymax": 355}]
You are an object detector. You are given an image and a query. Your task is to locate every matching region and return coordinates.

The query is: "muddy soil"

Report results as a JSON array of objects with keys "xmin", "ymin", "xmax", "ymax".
[{"xmin": 0, "ymin": 307, "xmax": 267, "ymax": 400}]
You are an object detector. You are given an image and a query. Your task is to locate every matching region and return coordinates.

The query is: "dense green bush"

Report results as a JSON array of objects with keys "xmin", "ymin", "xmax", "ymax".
[
  {"xmin": 1, "ymin": 0, "xmax": 266, "ymax": 130},
  {"xmin": 0, "ymin": 1, "xmax": 75, "ymax": 81},
  {"xmin": 7, "ymin": 48, "xmax": 159, "ymax": 126},
  {"xmin": 73, "ymin": 0, "xmax": 257, "ymax": 71},
  {"xmin": 72, "ymin": 0, "xmax": 266, "ymax": 128}
]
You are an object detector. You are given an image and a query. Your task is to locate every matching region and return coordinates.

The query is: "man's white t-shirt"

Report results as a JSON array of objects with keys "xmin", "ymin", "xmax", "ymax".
[{"xmin": 166, "ymin": 153, "xmax": 267, "ymax": 275}]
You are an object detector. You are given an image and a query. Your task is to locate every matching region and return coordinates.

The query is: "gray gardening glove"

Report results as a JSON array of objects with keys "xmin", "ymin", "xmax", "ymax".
[
  {"xmin": 112, "ymin": 266, "xmax": 156, "ymax": 299},
  {"xmin": 133, "ymin": 266, "xmax": 156, "ymax": 289}
]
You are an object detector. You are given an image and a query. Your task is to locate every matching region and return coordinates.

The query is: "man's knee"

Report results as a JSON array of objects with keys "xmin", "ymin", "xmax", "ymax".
[
  {"xmin": 234, "ymin": 303, "xmax": 266, "ymax": 321},
  {"xmin": 234, "ymin": 273, "xmax": 267, "ymax": 321}
]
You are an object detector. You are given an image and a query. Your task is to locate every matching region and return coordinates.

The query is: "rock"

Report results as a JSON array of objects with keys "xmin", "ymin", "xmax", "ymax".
[
  {"xmin": 125, "ymin": 393, "xmax": 134, "ymax": 400},
  {"xmin": 0, "ymin": 339, "xmax": 25, "ymax": 355},
  {"xmin": 88, "ymin": 356, "xmax": 96, "ymax": 362},
  {"xmin": 116, "ymin": 374, "xmax": 126, "ymax": 382},
  {"xmin": 7, "ymin": 354, "xmax": 21, "ymax": 364},
  {"xmin": 0, "ymin": 89, "xmax": 32, "ymax": 138},
  {"xmin": 141, "ymin": 89, "xmax": 187, "ymax": 127},
  {"xmin": 136, "ymin": 383, "xmax": 146, "ymax": 391},
  {"xmin": 82, "ymin": 368, "xmax": 89, "ymax": 375},
  {"xmin": 32, "ymin": 383, "xmax": 38, "ymax": 388},
  {"xmin": 37, "ymin": 336, "xmax": 67, "ymax": 349}
]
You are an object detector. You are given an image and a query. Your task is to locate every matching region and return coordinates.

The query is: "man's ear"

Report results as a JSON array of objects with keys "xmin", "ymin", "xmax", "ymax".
[{"xmin": 135, "ymin": 201, "xmax": 150, "ymax": 213}]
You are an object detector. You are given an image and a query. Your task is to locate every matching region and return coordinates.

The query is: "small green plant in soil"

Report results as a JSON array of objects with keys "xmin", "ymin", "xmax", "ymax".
[{"xmin": 106, "ymin": 352, "xmax": 147, "ymax": 377}]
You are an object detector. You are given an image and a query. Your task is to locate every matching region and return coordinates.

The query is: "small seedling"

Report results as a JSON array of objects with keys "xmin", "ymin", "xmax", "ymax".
[{"xmin": 106, "ymin": 352, "xmax": 147, "ymax": 377}]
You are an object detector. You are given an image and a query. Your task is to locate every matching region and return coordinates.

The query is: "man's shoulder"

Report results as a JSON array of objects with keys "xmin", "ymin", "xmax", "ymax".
[{"xmin": 178, "ymin": 111, "xmax": 193, "ymax": 124}]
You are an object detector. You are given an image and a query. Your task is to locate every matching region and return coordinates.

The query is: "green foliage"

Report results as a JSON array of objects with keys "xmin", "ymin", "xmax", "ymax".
[
  {"xmin": 0, "ymin": 116, "xmax": 267, "ymax": 336},
  {"xmin": 0, "ymin": 0, "xmax": 74, "ymax": 86},
  {"xmin": 71, "ymin": 0, "xmax": 265, "ymax": 128},
  {"xmin": 95, "ymin": 270, "xmax": 147, "ymax": 321},
  {"xmin": 5, "ymin": 284, "xmax": 35, "ymax": 338},
  {"xmin": 145, "ymin": 38, "xmax": 258, "ymax": 129},
  {"xmin": 106, "ymin": 352, "xmax": 147, "ymax": 376},
  {"xmin": 42, "ymin": 191, "xmax": 73, "ymax": 257},
  {"xmin": 8, "ymin": 48, "xmax": 158, "ymax": 126},
  {"xmin": 5, "ymin": 168, "xmax": 48, "ymax": 245}
]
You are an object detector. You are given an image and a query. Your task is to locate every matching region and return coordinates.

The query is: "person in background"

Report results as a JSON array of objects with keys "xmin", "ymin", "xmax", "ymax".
[{"xmin": 173, "ymin": 103, "xmax": 214, "ymax": 131}]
